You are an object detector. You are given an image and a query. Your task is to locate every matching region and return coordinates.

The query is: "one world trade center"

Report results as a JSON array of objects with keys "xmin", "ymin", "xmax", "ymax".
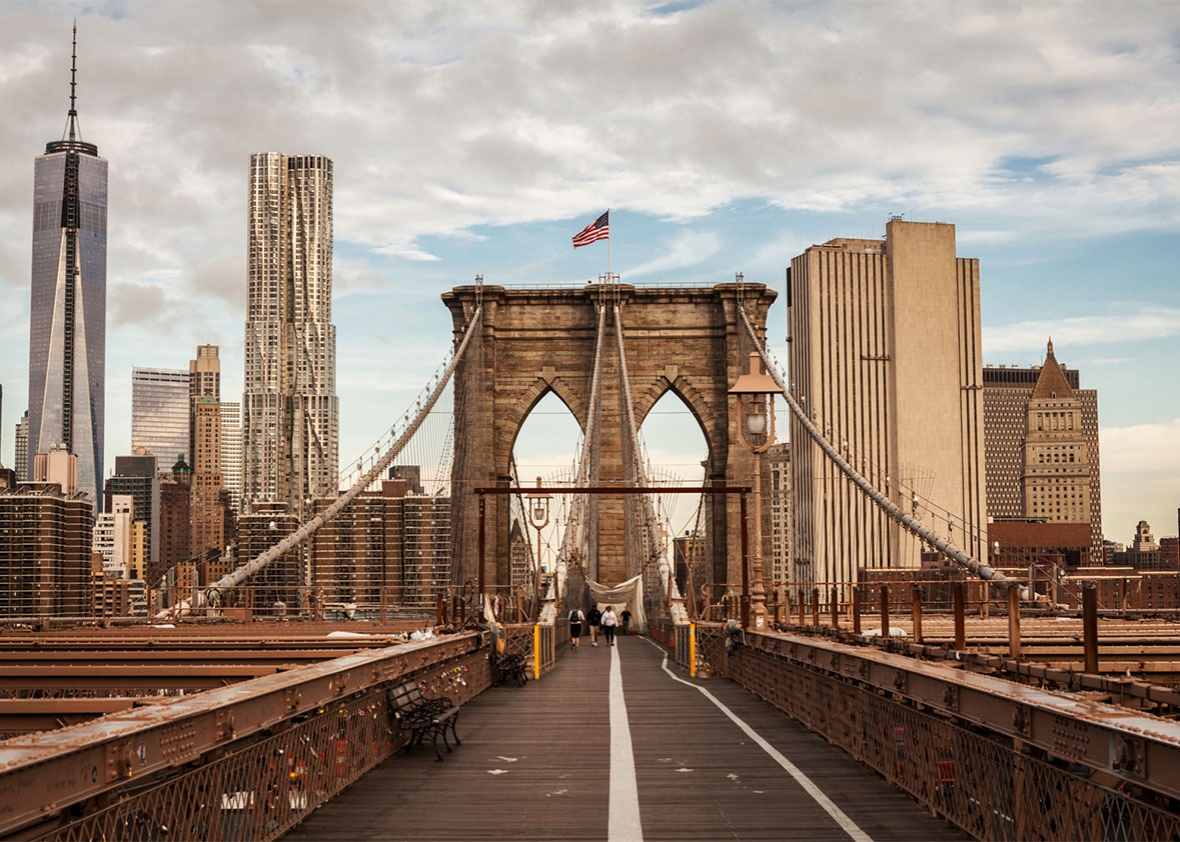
[{"xmin": 27, "ymin": 26, "xmax": 106, "ymax": 509}]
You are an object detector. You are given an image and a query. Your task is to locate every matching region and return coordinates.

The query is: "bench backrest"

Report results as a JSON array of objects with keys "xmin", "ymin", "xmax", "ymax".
[{"xmin": 389, "ymin": 681, "xmax": 427, "ymax": 713}]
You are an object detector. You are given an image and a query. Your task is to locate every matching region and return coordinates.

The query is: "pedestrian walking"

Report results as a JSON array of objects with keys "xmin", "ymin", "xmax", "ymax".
[
  {"xmin": 601, "ymin": 605, "xmax": 618, "ymax": 646},
  {"xmin": 621, "ymin": 608, "xmax": 632, "ymax": 635},
  {"xmin": 587, "ymin": 605, "xmax": 602, "ymax": 646},
  {"xmin": 569, "ymin": 607, "xmax": 585, "ymax": 649}
]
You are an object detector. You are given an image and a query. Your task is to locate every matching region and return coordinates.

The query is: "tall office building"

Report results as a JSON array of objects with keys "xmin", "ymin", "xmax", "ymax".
[
  {"xmin": 191, "ymin": 395, "xmax": 225, "ymax": 559},
  {"xmin": 189, "ymin": 344, "xmax": 220, "ymax": 459},
  {"xmin": 220, "ymin": 401, "xmax": 243, "ymax": 513},
  {"xmin": 131, "ymin": 368, "xmax": 190, "ymax": 464},
  {"xmin": 243, "ymin": 153, "xmax": 338, "ymax": 515},
  {"xmin": 105, "ymin": 450, "xmax": 161, "ymax": 576},
  {"xmin": 766, "ymin": 442, "xmax": 794, "ymax": 586},
  {"xmin": 27, "ymin": 29, "xmax": 107, "ymax": 508},
  {"xmin": 788, "ymin": 220, "xmax": 988, "ymax": 586},
  {"xmin": 157, "ymin": 457, "xmax": 192, "ymax": 585},
  {"xmin": 983, "ymin": 344, "xmax": 1102, "ymax": 564}
]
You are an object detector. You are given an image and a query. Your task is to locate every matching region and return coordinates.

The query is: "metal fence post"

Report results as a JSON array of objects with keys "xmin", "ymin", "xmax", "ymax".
[
  {"xmin": 1008, "ymin": 585, "xmax": 1022, "ymax": 660},
  {"xmin": 911, "ymin": 585, "xmax": 923, "ymax": 644},
  {"xmin": 1083, "ymin": 581, "xmax": 1099, "ymax": 674},
  {"xmin": 953, "ymin": 582, "xmax": 966, "ymax": 651}
]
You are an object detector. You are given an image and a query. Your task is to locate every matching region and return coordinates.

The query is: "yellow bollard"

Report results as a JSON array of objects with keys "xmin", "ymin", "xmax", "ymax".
[
  {"xmin": 689, "ymin": 623, "xmax": 697, "ymax": 678},
  {"xmin": 533, "ymin": 623, "xmax": 541, "ymax": 680}
]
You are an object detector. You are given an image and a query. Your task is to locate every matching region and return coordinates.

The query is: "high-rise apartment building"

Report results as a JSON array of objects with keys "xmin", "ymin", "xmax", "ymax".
[
  {"xmin": 131, "ymin": 368, "xmax": 190, "ymax": 464},
  {"xmin": 220, "ymin": 401, "xmax": 242, "ymax": 513},
  {"xmin": 243, "ymin": 153, "xmax": 338, "ymax": 515},
  {"xmin": 14, "ymin": 411, "xmax": 29, "ymax": 482},
  {"xmin": 0, "ymin": 481, "xmax": 94, "ymax": 618},
  {"xmin": 238, "ymin": 501, "xmax": 302, "ymax": 611},
  {"xmin": 27, "ymin": 30, "xmax": 107, "ymax": 508},
  {"xmin": 982, "ymin": 346, "xmax": 1102, "ymax": 564},
  {"xmin": 787, "ymin": 220, "xmax": 988, "ymax": 586},
  {"xmin": 93, "ymin": 494, "xmax": 136, "ymax": 578}
]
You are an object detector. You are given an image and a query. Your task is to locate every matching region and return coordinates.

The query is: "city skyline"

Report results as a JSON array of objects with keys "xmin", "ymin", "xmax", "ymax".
[{"xmin": 0, "ymin": 3, "xmax": 1178, "ymax": 543}]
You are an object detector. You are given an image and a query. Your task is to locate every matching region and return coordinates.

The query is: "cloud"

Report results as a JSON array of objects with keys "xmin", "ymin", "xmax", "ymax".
[
  {"xmin": 1102, "ymin": 418, "xmax": 1180, "ymax": 476},
  {"xmin": 625, "ymin": 230, "xmax": 722, "ymax": 278},
  {"xmin": 370, "ymin": 242, "xmax": 443, "ymax": 262},
  {"xmin": 1100, "ymin": 418, "xmax": 1180, "ymax": 538},
  {"xmin": 984, "ymin": 307, "xmax": 1180, "ymax": 353},
  {"xmin": 3, "ymin": 0, "xmax": 1180, "ymax": 495}
]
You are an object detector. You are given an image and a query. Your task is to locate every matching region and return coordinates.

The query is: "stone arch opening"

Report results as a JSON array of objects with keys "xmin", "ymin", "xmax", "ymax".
[{"xmin": 445, "ymin": 282, "xmax": 777, "ymax": 596}]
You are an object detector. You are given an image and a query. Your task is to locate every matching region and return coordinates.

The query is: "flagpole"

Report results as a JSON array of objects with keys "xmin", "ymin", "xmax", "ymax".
[{"xmin": 607, "ymin": 208, "xmax": 612, "ymax": 278}]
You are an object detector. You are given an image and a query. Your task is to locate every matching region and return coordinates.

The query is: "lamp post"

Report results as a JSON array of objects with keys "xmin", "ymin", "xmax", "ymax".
[
  {"xmin": 525, "ymin": 477, "xmax": 551, "ymax": 615},
  {"xmin": 729, "ymin": 351, "xmax": 785, "ymax": 631}
]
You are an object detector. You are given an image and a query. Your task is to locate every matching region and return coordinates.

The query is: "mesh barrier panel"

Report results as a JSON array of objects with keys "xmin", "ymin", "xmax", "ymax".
[{"xmin": 728, "ymin": 644, "xmax": 1180, "ymax": 842}]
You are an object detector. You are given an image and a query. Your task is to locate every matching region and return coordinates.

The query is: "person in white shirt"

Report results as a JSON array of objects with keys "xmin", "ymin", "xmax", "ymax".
[{"xmin": 600, "ymin": 605, "xmax": 618, "ymax": 646}]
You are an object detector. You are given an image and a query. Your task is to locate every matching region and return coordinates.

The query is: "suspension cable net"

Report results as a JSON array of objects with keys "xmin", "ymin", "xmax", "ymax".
[
  {"xmin": 202, "ymin": 305, "xmax": 485, "ymax": 606},
  {"xmin": 734, "ymin": 300, "xmax": 1005, "ymax": 583}
]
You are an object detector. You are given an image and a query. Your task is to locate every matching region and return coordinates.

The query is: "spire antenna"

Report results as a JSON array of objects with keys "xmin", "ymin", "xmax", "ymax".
[{"xmin": 65, "ymin": 20, "xmax": 80, "ymax": 142}]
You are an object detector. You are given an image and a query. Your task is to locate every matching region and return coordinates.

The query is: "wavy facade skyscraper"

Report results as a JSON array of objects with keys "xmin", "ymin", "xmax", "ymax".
[
  {"xmin": 243, "ymin": 153, "xmax": 338, "ymax": 515},
  {"xmin": 27, "ymin": 27, "xmax": 107, "ymax": 510}
]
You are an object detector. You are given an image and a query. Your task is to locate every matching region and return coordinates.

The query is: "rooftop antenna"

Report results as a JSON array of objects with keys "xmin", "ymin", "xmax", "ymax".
[{"xmin": 64, "ymin": 21, "xmax": 81, "ymax": 142}]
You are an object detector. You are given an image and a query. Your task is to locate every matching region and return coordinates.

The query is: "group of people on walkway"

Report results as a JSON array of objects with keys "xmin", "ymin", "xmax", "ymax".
[{"xmin": 568, "ymin": 604, "xmax": 631, "ymax": 648}]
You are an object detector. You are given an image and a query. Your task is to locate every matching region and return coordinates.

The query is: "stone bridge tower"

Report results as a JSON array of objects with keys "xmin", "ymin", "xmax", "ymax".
[{"xmin": 443, "ymin": 281, "xmax": 777, "ymax": 595}]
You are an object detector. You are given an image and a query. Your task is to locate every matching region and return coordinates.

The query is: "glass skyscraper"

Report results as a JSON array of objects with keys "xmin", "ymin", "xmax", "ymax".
[
  {"xmin": 131, "ymin": 368, "xmax": 190, "ymax": 465},
  {"xmin": 27, "ymin": 29, "xmax": 107, "ymax": 509},
  {"xmin": 243, "ymin": 153, "xmax": 338, "ymax": 515}
]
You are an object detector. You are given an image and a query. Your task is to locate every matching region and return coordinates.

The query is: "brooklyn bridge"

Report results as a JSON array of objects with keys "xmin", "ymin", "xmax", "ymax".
[{"xmin": 0, "ymin": 275, "xmax": 1178, "ymax": 841}]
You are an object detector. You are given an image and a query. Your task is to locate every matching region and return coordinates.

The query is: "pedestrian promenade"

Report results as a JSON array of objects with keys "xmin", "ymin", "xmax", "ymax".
[{"xmin": 285, "ymin": 635, "xmax": 963, "ymax": 841}]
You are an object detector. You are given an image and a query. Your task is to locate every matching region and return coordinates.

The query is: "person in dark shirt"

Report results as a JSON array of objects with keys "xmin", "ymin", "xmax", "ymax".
[{"xmin": 587, "ymin": 605, "xmax": 602, "ymax": 646}]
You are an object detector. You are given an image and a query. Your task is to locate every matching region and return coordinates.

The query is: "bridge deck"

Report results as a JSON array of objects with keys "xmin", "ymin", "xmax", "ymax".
[{"xmin": 285, "ymin": 635, "xmax": 963, "ymax": 841}]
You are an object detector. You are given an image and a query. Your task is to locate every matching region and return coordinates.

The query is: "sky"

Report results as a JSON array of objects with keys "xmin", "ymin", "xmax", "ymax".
[{"xmin": 0, "ymin": 0, "xmax": 1178, "ymax": 545}]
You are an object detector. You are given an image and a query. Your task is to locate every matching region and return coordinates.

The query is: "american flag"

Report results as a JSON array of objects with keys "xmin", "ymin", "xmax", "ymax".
[{"xmin": 572, "ymin": 210, "xmax": 610, "ymax": 247}]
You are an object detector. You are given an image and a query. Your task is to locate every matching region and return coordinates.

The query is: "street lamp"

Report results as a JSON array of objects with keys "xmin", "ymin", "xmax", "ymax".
[
  {"xmin": 729, "ymin": 351, "xmax": 785, "ymax": 631},
  {"xmin": 525, "ymin": 477, "xmax": 552, "ymax": 615}
]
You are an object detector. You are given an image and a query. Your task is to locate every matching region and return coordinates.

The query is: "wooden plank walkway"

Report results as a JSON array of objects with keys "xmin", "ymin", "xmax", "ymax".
[{"xmin": 285, "ymin": 635, "xmax": 964, "ymax": 841}]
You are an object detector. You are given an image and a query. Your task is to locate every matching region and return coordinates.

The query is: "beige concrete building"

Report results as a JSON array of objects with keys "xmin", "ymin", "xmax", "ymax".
[{"xmin": 787, "ymin": 220, "xmax": 988, "ymax": 587}]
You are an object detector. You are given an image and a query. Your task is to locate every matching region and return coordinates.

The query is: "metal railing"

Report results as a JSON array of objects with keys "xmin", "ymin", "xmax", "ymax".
[
  {"xmin": 0, "ymin": 633, "xmax": 490, "ymax": 841},
  {"xmin": 717, "ymin": 627, "xmax": 1180, "ymax": 841}
]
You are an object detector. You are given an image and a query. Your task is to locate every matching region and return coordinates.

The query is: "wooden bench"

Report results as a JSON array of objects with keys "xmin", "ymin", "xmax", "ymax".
[{"xmin": 388, "ymin": 680, "xmax": 461, "ymax": 761}]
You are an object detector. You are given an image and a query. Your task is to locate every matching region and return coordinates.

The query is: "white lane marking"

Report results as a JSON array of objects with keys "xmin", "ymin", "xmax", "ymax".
[
  {"xmin": 609, "ymin": 642, "xmax": 644, "ymax": 842},
  {"xmin": 646, "ymin": 639, "xmax": 874, "ymax": 842}
]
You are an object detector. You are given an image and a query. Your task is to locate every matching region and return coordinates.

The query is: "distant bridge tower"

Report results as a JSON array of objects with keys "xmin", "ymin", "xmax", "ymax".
[{"xmin": 444, "ymin": 281, "xmax": 777, "ymax": 593}]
